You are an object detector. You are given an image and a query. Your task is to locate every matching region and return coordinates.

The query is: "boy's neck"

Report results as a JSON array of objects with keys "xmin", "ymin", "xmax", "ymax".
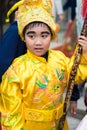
[{"xmin": 41, "ymin": 51, "xmax": 48, "ymax": 61}]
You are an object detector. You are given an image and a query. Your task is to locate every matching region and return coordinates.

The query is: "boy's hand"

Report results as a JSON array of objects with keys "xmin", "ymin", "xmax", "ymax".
[
  {"xmin": 78, "ymin": 36, "xmax": 87, "ymax": 56},
  {"xmin": 70, "ymin": 101, "xmax": 77, "ymax": 117}
]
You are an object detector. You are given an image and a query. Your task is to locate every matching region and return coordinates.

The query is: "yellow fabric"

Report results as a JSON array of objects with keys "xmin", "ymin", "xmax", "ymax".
[
  {"xmin": 25, "ymin": 102, "xmax": 64, "ymax": 122},
  {"xmin": 0, "ymin": 50, "xmax": 87, "ymax": 130},
  {"xmin": 63, "ymin": 120, "xmax": 68, "ymax": 130},
  {"xmin": 17, "ymin": 0, "xmax": 59, "ymax": 40}
]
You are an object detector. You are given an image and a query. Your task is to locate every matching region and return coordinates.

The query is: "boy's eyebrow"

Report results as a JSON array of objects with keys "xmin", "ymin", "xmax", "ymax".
[
  {"xmin": 26, "ymin": 31, "xmax": 51, "ymax": 35},
  {"xmin": 26, "ymin": 31, "xmax": 35, "ymax": 34},
  {"xmin": 41, "ymin": 31, "xmax": 51, "ymax": 34}
]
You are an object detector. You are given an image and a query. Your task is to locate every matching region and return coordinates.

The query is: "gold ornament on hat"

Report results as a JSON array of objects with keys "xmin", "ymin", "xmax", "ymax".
[
  {"xmin": 23, "ymin": 0, "xmax": 52, "ymax": 15},
  {"xmin": 5, "ymin": 1, "xmax": 23, "ymax": 23},
  {"xmin": 17, "ymin": 0, "xmax": 60, "ymax": 40},
  {"xmin": 24, "ymin": 0, "xmax": 42, "ymax": 5}
]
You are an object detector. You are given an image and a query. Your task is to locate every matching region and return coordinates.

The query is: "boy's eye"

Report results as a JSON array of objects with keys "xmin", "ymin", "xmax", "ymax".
[
  {"xmin": 27, "ymin": 34, "xmax": 35, "ymax": 39},
  {"xmin": 41, "ymin": 34, "xmax": 50, "ymax": 39}
]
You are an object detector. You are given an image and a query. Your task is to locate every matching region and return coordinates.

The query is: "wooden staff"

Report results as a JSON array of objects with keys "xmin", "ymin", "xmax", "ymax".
[{"xmin": 58, "ymin": 9, "xmax": 87, "ymax": 130}]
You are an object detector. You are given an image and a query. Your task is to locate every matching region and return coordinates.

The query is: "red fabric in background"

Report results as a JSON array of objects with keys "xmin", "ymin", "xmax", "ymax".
[
  {"xmin": 0, "ymin": 125, "xmax": 1, "ymax": 130},
  {"xmin": 82, "ymin": 0, "xmax": 87, "ymax": 19},
  {"xmin": 52, "ymin": 43, "xmax": 75, "ymax": 58}
]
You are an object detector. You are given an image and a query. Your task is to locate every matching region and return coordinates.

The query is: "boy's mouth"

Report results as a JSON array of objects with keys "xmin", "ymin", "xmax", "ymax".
[{"xmin": 35, "ymin": 48, "xmax": 43, "ymax": 51}]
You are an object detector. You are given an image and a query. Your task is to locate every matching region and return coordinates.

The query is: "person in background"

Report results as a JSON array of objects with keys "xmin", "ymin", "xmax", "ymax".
[
  {"xmin": 51, "ymin": 0, "xmax": 64, "ymax": 42},
  {"xmin": 52, "ymin": 0, "xmax": 64, "ymax": 22},
  {"xmin": 76, "ymin": 0, "xmax": 83, "ymax": 36},
  {"xmin": 0, "ymin": 1, "xmax": 27, "ymax": 130},
  {"xmin": 61, "ymin": 0, "xmax": 80, "ymax": 117},
  {"xmin": 52, "ymin": 0, "xmax": 80, "ymax": 116},
  {"xmin": 0, "ymin": 0, "xmax": 87, "ymax": 130},
  {"xmin": 63, "ymin": 0, "xmax": 77, "ymax": 42},
  {"xmin": 0, "ymin": 0, "xmax": 27, "ymax": 83},
  {"xmin": 0, "ymin": 0, "xmax": 6, "ymax": 40},
  {"xmin": 76, "ymin": 113, "xmax": 87, "ymax": 130},
  {"xmin": 70, "ymin": 84, "xmax": 80, "ymax": 116},
  {"xmin": 70, "ymin": 0, "xmax": 87, "ymax": 114},
  {"xmin": 63, "ymin": 0, "xmax": 77, "ymax": 21}
]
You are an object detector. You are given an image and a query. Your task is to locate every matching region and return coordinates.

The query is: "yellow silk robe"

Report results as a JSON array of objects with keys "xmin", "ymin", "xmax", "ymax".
[{"xmin": 0, "ymin": 50, "xmax": 87, "ymax": 130}]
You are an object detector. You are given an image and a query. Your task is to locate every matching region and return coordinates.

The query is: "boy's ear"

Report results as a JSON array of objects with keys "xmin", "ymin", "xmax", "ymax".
[
  {"xmin": 23, "ymin": 38, "xmax": 26, "ymax": 42},
  {"xmin": 15, "ymin": 10, "xmax": 18, "ymax": 20}
]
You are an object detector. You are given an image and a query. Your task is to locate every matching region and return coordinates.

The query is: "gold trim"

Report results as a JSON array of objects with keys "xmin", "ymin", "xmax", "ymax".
[
  {"xmin": 7, "ymin": 1, "xmax": 23, "ymax": 18},
  {"xmin": 5, "ymin": 18, "xmax": 10, "ymax": 23}
]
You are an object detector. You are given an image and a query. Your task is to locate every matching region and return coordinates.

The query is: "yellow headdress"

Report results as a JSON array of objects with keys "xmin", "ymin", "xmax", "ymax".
[{"xmin": 17, "ymin": 0, "xmax": 60, "ymax": 40}]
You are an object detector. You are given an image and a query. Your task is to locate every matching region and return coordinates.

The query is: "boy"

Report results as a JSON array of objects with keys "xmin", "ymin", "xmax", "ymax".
[{"xmin": 0, "ymin": 0, "xmax": 87, "ymax": 130}]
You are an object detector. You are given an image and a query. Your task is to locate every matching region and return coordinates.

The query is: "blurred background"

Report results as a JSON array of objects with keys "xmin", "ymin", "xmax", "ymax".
[{"xmin": 0, "ymin": 0, "xmax": 87, "ymax": 130}]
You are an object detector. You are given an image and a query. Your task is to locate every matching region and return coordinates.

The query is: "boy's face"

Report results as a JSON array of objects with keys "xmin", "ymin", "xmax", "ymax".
[{"xmin": 24, "ymin": 24, "xmax": 52, "ymax": 56}]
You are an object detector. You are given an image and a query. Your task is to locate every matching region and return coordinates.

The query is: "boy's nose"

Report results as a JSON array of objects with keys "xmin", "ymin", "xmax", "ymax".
[{"xmin": 35, "ymin": 37, "xmax": 42, "ymax": 45}]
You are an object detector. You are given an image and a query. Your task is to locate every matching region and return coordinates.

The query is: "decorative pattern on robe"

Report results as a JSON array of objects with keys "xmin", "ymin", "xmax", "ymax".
[{"xmin": 0, "ymin": 50, "xmax": 87, "ymax": 130}]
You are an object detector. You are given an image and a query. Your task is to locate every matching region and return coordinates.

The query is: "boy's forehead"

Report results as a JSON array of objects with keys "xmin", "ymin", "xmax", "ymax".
[
  {"xmin": 25, "ymin": 23, "xmax": 51, "ymax": 31},
  {"xmin": 28, "ymin": 22, "xmax": 50, "ymax": 29}
]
